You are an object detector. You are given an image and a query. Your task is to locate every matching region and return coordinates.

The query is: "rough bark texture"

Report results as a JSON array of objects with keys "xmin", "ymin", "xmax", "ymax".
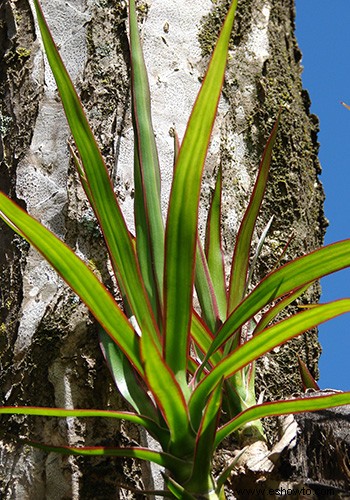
[
  {"xmin": 226, "ymin": 390, "xmax": 350, "ymax": 498},
  {"xmin": 279, "ymin": 399, "xmax": 350, "ymax": 497},
  {"xmin": 0, "ymin": 0, "xmax": 346, "ymax": 498}
]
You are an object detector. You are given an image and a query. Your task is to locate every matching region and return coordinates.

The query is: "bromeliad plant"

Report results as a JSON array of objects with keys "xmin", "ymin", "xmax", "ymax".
[{"xmin": 1, "ymin": 0, "xmax": 350, "ymax": 497}]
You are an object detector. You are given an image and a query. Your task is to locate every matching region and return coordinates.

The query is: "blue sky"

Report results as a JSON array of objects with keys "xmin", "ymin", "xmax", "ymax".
[{"xmin": 295, "ymin": 1, "xmax": 350, "ymax": 390}]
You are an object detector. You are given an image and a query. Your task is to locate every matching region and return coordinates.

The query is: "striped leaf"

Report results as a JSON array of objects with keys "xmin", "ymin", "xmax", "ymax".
[
  {"xmin": 190, "ymin": 299, "xmax": 350, "ymax": 428},
  {"xmin": 163, "ymin": 0, "xmax": 238, "ymax": 387},
  {"xmin": 140, "ymin": 329, "xmax": 195, "ymax": 457},
  {"xmin": 214, "ymin": 391, "xmax": 350, "ymax": 447},
  {"xmin": 98, "ymin": 328, "xmax": 161, "ymax": 423},
  {"xmin": 0, "ymin": 194, "xmax": 143, "ymax": 374},
  {"xmin": 33, "ymin": 0, "xmax": 159, "ymax": 346},
  {"xmin": 26, "ymin": 441, "xmax": 188, "ymax": 472},
  {"xmin": 195, "ymin": 238, "xmax": 222, "ymax": 332},
  {"xmin": 187, "ymin": 380, "xmax": 223, "ymax": 494},
  {"xmin": 205, "ymin": 166, "xmax": 227, "ymax": 322},
  {"xmin": 0, "ymin": 406, "xmax": 168, "ymax": 443},
  {"xmin": 207, "ymin": 239, "xmax": 350, "ymax": 359},
  {"xmin": 227, "ymin": 113, "xmax": 281, "ymax": 317},
  {"xmin": 129, "ymin": 0, "xmax": 164, "ymax": 318}
]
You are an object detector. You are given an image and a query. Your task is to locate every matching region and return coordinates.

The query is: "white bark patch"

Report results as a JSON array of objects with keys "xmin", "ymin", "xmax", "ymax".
[
  {"xmin": 17, "ymin": 100, "xmax": 69, "ymax": 234},
  {"xmin": 142, "ymin": 0, "xmax": 212, "ymax": 140},
  {"xmin": 228, "ymin": 133, "xmax": 251, "ymax": 191},
  {"xmin": 14, "ymin": 0, "xmax": 90, "ymax": 360},
  {"xmin": 33, "ymin": 0, "xmax": 90, "ymax": 93},
  {"xmin": 48, "ymin": 361, "xmax": 83, "ymax": 498},
  {"xmin": 13, "ymin": 253, "xmax": 61, "ymax": 359},
  {"xmin": 246, "ymin": 3, "xmax": 271, "ymax": 64}
]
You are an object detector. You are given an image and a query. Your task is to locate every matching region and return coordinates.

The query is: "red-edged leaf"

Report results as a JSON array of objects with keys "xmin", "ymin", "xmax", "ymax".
[
  {"xmin": 163, "ymin": 476, "xmax": 197, "ymax": 500},
  {"xmin": 205, "ymin": 166, "xmax": 227, "ymax": 321},
  {"xmin": 0, "ymin": 194, "xmax": 143, "ymax": 374},
  {"xmin": 0, "ymin": 406, "xmax": 168, "ymax": 442},
  {"xmin": 227, "ymin": 113, "xmax": 281, "ymax": 317},
  {"xmin": 140, "ymin": 331, "xmax": 195, "ymax": 457},
  {"xmin": 186, "ymin": 379, "xmax": 223, "ymax": 494},
  {"xmin": 33, "ymin": 0, "xmax": 160, "ymax": 347},
  {"xmin": 163, "ymin": 0, "xmax": 238, "ymax": 386},
  {"xmin": 133, "ymin": 145, "xmax": 162, "ymax": 321},
  {"xmin": 195, "ymin": 238, "xmax": 222, "ymax": 332},
  {"xmin": 190, "ymin": 299, "xmax": 350, "ymax": 428},
  {"xmin": 172, "ymin": 128, "xmax": 181, "ymax": 168},
  {"xmin": 297, "ymin": 355, "xmax": 320, "ymax": 391},
  {"xmin": 206, "ymin": 239, "xmax": 350, "ymax": 359},
  {"xmin": 190, "ymin": 312, "xmax": 223, "ymax": 368},
  {"xmin": 215, "ymin": 391, "xmax": 350, "ymax": 448},
  {"xmin": 26, "ymin": 440, "xmax": 189, "ymax": 473},
  {"xmin": 129, "ymin": 0, "xmax": 164, "ymax": 318},
  {"xmin": 253, "ymin": 284, "xmax": 311, "ymax": 335},
  {"xmin": 98, "ymin": 327, "xmax": 161, "ymax": 423},
  {"xmin": 245, "ymin": 215, "xmax": 274, "ymax": 296}
]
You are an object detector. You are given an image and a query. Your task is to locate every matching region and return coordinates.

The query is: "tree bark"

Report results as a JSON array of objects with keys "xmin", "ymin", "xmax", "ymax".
[
  {"xmin": 278, "ymin": 394, "xmax": 350, "ymax": 496},
  {"xmin": 0, "ymin": 0, "xmax": 346, "ymax": 498}
]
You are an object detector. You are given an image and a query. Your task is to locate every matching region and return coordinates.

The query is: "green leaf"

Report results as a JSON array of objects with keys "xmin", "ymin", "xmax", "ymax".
[
  {"xmin": 186, "ymin": 380, "xmax": 223, "ymax": 494},
  {"xmin": 253, "ymin": 284, "xmax": 311, "ymax": 335},
  {"xmin": 98, "ymin": 328, "xmax": 162, "ymax": 425},
  {"xmin": 70, "ymin": 144, "xmax": 134, "ymax": 319},
  {"xmin": 32, "ymin": 0, "xmax": 159, "ymax": 347},
  {"xmin": 205, "ymin": 167, "xmax": 227, "ymax": 321},
  {"xmin": 163, "ymin": 0, "xmax": 238, "ymax": 386},
  {"xmin": 195, "ymin": 238, "xmax": 222, "ymax": 332},
  {"xmin": 227, "ymin": 113, "xmax": 281, "ymax": 317},
  {"xmin": 129, "ymin": 0, "xmax": 164, "ymax": 316},
  {"xmin": 190, "ymin": 299, "xmax": 350, "ymax": 428},
  {"xmin": 172, "ymin": 128, "xmax": 181, "ymax": 167},
  {"xmin": 163, "ymin": 476, "xmax": 197, "ymax": 500},
  {"xmin": 134, "ymin": 145, "xmax": 162, "ymax": 321},
  {"xmin": 0, "ymin": 406, "xmax": 167, "ymax": 441},
  {"xmin": 214, "ymin": 391, "xmax": 350, "ymax": 448},
  {"xmin": 215, "ymin": 447, "xmax": 248, "ymax": 492},
  {"xmin": 190, "ymin": 312, "xmax": 223, "ymax": 368},
  {"xmin": 0, "ymin": 194, "xmax": 143, "ymax": 374},
  {"xmin": 140, "ymin": 331, "xmax": 195, "ymax": 457},
  {"xmin": 208, "ymin": 239, "xmax": 350, "ymax": 358},
  {"xmin": 26, "ymin": 440, "xmax": 189, "ymax": 472},
  {"xmin": 297, "ymin": 355, "xmax": 320, "ymax": 391},
  {"xmin": 245, "ymin": 215, "xmax": 274, "ymax": 296},
  {"xmin": 223, "ymin": 215, "xmax": 275, "ymax": 355}
]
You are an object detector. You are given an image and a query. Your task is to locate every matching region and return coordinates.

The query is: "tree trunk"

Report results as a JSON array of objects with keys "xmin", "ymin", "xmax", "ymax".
[{"xmin": 0, "ymin": 0, "xmax": 346, "ymax": 498}]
